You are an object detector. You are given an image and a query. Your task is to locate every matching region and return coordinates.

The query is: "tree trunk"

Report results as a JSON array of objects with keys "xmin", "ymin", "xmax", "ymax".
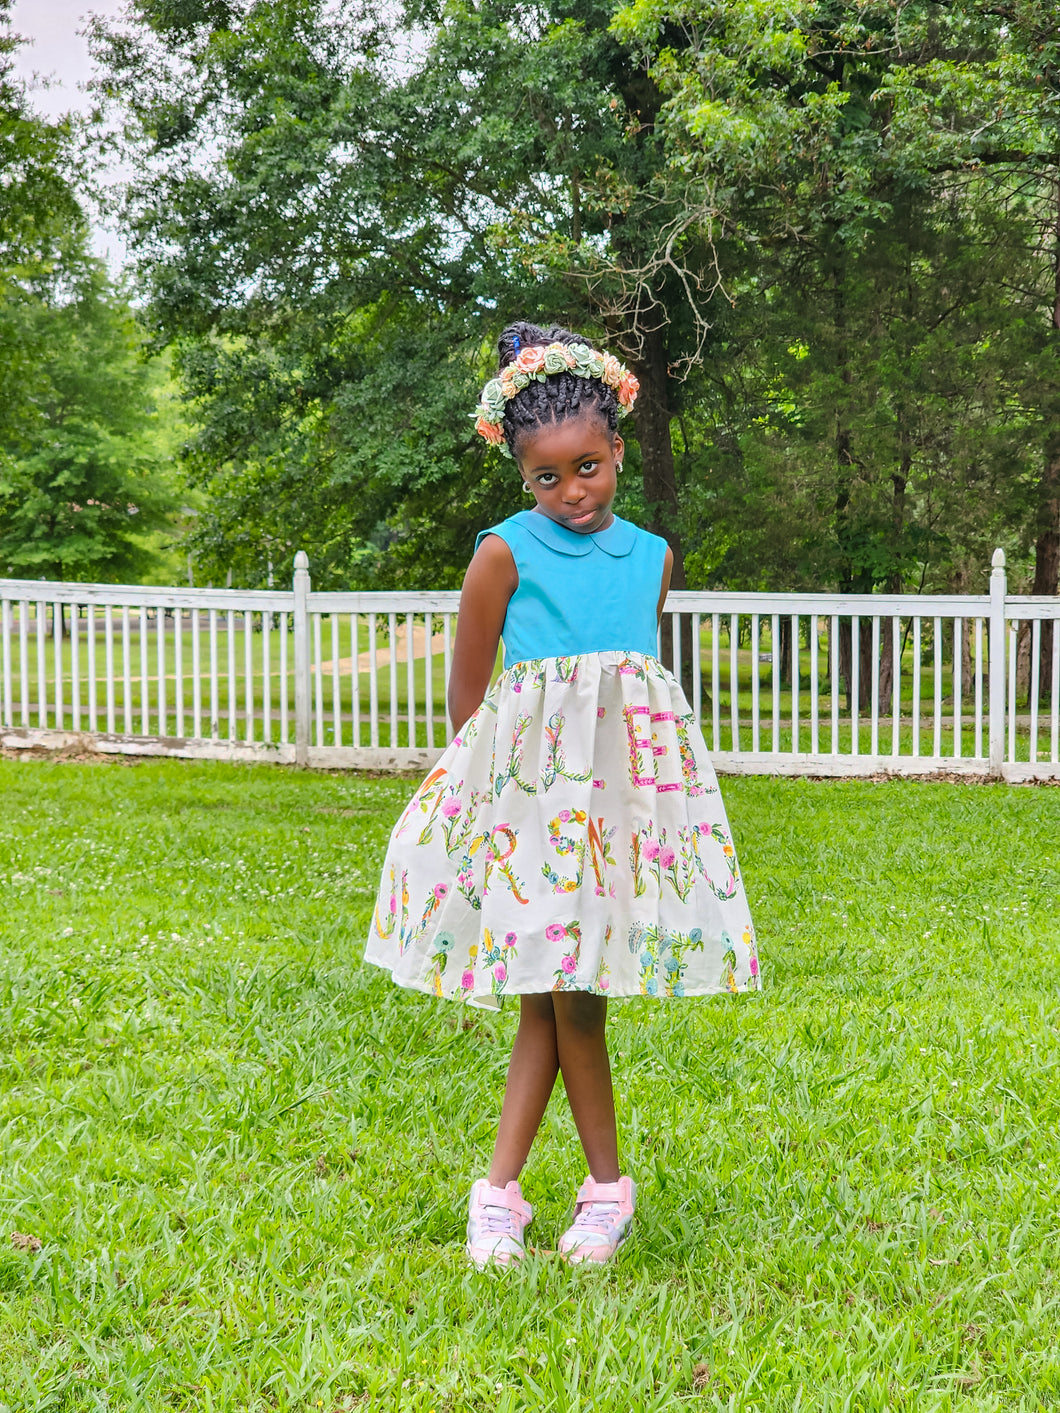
[
  {"xmin": 1033, "ymin": 177, "xmax": 1060, "ymax": 697},
  {"xmin": 632, "ymin": 325, "xmax": 694, "ymax": 694}
]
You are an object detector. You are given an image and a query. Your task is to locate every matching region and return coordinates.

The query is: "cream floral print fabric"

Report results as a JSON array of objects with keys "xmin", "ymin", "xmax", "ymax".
[{"xmin": 365, "ymin": 650, "xmax": 760, "ymax": 1010}]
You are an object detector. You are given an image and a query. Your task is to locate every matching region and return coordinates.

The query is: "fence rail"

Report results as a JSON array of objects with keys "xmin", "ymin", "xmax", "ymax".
[{"xmin": 1, "ymin": 548, "xmax": 1057, "ymax": 780}]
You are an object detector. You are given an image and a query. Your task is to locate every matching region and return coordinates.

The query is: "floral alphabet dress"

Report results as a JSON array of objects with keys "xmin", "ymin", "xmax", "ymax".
[{"xmin": 364, "ymin": 511, "xmax": 760, "ymax": 1009}]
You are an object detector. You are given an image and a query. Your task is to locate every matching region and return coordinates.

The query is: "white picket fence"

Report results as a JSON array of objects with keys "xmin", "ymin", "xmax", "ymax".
[{"xmin": 1, "ymin": 549, "xmax": 1057, "ymax": 780}]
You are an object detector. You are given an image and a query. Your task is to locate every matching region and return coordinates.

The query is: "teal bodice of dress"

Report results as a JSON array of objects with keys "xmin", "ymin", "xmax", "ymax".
[{"xmin": 475, "ymin": 511, "xmax": 669, "ymax": 667}]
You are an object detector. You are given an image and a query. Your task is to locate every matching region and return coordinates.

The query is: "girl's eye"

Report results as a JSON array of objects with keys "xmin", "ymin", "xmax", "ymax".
[
  {"xmin": 579, "ymin": 461, "xmax": 599, "ymax": 475},
  {"xmin": 536, "ymin": 473, "xmax": 558, "ymax": 486}
]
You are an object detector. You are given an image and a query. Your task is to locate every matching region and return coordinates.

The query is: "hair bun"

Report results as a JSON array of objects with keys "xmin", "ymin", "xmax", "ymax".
[
  {"xmin": 497, "ymin": 321, "xmax": 581, "ymax": 369},
  {"xmin": 497, "ymin": 322, "xmax": 547, "ymax": 369}
]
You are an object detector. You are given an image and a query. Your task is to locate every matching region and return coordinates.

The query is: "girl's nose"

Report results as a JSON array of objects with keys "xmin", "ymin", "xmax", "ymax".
[{"xmin": 562, "ymin": 481, "xmax": 586, "ymax": 502}]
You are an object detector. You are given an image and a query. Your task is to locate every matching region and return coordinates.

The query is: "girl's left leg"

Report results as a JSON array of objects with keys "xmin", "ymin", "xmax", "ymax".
[
  {"xmin": 487, "ymin": 993, "xmax": 560, "ymax": 1186},
  {"xmin": 552, "ymin": 992, "xmax": 619, "ymax": 1182},
  {"xmin": 553, "ymin": 992, "xmax": 633, "ymax": 1263}
]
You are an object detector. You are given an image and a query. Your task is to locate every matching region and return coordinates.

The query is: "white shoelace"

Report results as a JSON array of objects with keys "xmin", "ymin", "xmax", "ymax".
[
  {"xmin": 570, "ymin": 1201, "xmax": 620, "ymax": 1235},
  {"xmin": 478, "ymin": 1204, "xmax": 520, "ymax": 1236}
]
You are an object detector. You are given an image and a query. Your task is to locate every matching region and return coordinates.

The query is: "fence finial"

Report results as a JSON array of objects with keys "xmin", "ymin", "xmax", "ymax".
[
  {"xmin": 991, "ymin": 548, "xmax": 1006, "ymax": 570},
  {"xmin": 294, "ymin": 550, "xmax": 309, "ymax": 571}
]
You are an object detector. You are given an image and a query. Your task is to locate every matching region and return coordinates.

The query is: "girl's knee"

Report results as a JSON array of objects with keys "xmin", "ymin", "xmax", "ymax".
[
  {"xmin": 554, "ymin": 991, "xmax": 608, "ymax": 1035},
  {"xmin": 519, "ymin": 992, "xmax": 557, "ymax": 1026}
]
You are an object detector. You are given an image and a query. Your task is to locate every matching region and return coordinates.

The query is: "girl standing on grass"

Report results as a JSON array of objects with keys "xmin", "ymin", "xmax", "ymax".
[{"xmin": 365, "ymin": 321, "xmax": 759, "ymax": 1267}]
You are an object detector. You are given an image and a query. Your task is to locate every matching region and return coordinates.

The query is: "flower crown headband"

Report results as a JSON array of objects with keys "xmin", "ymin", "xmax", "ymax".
[{"xmin": 472, "ymin": 341, "xmax": 640, "ymax": 457}]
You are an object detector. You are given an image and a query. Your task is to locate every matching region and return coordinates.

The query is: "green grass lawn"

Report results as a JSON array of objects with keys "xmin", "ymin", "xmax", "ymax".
[{"xmin": 1, "ymin": 760, "xmax": 1058, "ymax": 1411}]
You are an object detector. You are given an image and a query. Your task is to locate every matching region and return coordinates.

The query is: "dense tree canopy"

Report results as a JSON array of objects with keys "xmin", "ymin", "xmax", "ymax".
[
  {"xmin": 0, "ymin": 4, "xmax": 179, "ymax": 582},
  {"xmin": 92, "ymin": 0, "xmax": 733, "ymax": 590},
  {"xmin": 0, "ymin": 0, "xmax": 1040, "ymax": 607},
  {"xmin": 612, "ymin": 0, "xmax": 1060, "ymax": 597}
]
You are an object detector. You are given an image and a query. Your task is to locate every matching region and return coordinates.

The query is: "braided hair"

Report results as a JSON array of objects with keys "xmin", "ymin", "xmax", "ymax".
[{"xmin": 497, "ymin": 321, "xmax": 620, "ymax": 462}]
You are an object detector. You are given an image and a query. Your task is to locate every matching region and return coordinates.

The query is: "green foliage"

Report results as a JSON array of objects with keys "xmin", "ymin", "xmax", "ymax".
[
  {"xmin": 614, "ymin": 0, "xmax": 1060, "ymax": 591},
  {"xmin": 1, "ymin": 760, "xmax": 1060, "ymax": 1407},
  {"xmin": 89, "ymin": 0, "xmax": 725, "ymax": 588},
  {"xmin": 0, "ymin": 264, "xmax": 181, "ymax": 581},
  {"xmin": 0, "ymin": 7, "xmax": 182, "ymax": 584},
  {"xmin": 89, "ymin": 0, "xmax": 1060, "ymax": 593},
  {"xmin": 0, "ymin": 2, "xmax": 85, "ymax": 449}
]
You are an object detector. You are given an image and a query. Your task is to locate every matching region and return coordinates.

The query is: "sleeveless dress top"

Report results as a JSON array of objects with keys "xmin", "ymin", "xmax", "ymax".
[
  {"xmin": 364, "ymin": 511, "xmax": 760, "ymax": 1009},
  {"xmin": 480, "ymin": 511, "xmax": 664, "ymax": 665}
]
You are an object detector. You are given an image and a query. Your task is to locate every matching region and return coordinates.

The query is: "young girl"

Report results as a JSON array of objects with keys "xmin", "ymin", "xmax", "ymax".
[{"xmin": 365, "ymin": 321, "xmax": 759, "ymax": 1267}]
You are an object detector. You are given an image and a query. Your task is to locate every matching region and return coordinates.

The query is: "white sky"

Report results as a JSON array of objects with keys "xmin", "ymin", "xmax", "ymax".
[
  {"xmin": 10, "ymin": 0, "xmax": 131, "ymax": 263},
  {"xmin": 10, "ymin": 0, "xmax": 127, "ymax": 119}
]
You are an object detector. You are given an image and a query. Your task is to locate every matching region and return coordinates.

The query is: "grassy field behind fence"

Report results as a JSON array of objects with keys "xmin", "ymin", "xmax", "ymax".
[
  {"xmin": 6, "ymin": 617, "xmax": 1048, "ymax": 758},
  {"xmin": 1, "ymin": 759, "xmax": 1059, "ymax": 1411}
]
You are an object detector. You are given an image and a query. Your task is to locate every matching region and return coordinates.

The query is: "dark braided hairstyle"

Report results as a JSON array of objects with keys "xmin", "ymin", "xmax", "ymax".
[{"xmin": 497, "ymin": 321, "xmax": 620, "ymax": 462}]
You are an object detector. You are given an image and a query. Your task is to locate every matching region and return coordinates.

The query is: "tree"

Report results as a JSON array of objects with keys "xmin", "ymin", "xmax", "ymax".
[
  {"xmin": 0, "ymin": 262, "xmax": 178, "ymax": 581},
  {"xmin": 612, "ymin": 0, "xmax": 1060, "ymax": 610},
  {"xmin": 0, "ymin": 1, "xmax": 85, "ymax": 447},
  {"xmin": 90, "ymin": 0, "xmax": 726, "ymax": 595},
  {"xmin": 0, "ymin": 6, "xmax": 179, "ymax": 583}
]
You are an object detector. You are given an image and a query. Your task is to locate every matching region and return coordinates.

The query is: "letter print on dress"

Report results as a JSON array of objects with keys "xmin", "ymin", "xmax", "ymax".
[{"xmin": 623, "ymin": 705, "xmax": 684, "ymax": 792}]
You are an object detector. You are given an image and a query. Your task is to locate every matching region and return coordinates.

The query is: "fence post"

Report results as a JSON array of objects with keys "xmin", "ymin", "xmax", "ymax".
[
  {"xmin": 988, "ymin": 547, "xmax": 1006, "ymax": 776},
  {"xmin": 293, "ymin": 551, "xmax": 310, "ymax": 765}
]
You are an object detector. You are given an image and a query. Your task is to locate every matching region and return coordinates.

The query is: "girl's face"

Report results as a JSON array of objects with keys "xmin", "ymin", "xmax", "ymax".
[{"xmin": 517, "ymin": 413, "xmax": 623, "ymax": 536}]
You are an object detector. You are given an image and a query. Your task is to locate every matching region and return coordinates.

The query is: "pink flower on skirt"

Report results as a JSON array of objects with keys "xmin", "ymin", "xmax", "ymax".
[
  {"xmin": 461, "ymin": 969, "xmax": 475, "ymax": 989},
  {"xmin": 749, "ymin": 956, "xmax": 759, "ymax": 977},
  {"xmin": 561, "ymin": 955, "xmax": 577, "ymax": 974},
  {"xmin": 546, "ymin": 923, "xmax": 566, "ymax": 942},
  {"xmin": 504, "ymin": 931, "xmax": 517, "ymax": 948},
  {"xmin": 433, "ymin": 883, "xmax": 448, "ymax": 900},
  {"xmin": 441, "ymin": 799, "xmax": 461, "ymax": 817},
  {"xmin": 494, "ymin": 963, "xmax": 507, "ymax": 982},
  {"xmin": 388, "ymin": 896, "xmax": 397, "ymax": 914},
  {"xmin": 558, "ymin": 809, "xmax": 572, "ymax": 824},
  {"xmin": 597, "ymin": 707, "xmax": 606, "ymax": 718},
  {"xmin": 641, "ymin": 840, "xmax": 661, "ymax": 862},
  {"xmin": 699, "ymin": 822, "xmax": 712, "ymax": 835},
  {"xmin": 659, "ymin": 847, "xmax": 676, "ymax": 868}
]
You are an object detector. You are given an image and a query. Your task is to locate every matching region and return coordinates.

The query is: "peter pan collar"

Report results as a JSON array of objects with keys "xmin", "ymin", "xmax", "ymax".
[{"xmin": 513, "ymin": 510, "xmax": 637, "ymax": 558}]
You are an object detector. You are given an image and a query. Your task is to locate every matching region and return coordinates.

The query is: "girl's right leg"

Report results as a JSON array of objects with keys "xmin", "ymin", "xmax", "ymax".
[{"xmin": 487, "ymin": 993, "xmax": 559, "ymax": 1186}]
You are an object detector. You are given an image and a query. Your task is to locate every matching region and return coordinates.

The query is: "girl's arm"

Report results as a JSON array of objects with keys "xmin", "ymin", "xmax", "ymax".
[
  {"xmin": 447, "ymin": 535, "xmax": 518, "ymax": 732},
  {"xmin": 657, "ymin": 546, "xmax": 674, "ymax": 623}
]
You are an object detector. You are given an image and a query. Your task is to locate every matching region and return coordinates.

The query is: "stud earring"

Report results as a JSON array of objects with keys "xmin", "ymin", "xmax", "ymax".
[
  {"xmin": 521, "ymin": 480, "xmax": 534, "ymax": 495},
  {"xmin": 616, "ymin": 462, "xmax": 623, "ymax": 474}
]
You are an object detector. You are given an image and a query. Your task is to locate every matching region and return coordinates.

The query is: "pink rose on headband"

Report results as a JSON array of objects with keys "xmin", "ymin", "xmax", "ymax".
[
  {"xmin": 617, "ymin": 373, "xmax": 640, "ymax": 408},
  {"xmin": 515, "ymin": 346, "xmax": 546, "ymax": 374},
  {"xmin": 601, "ymin": 354, "xmax": 623, "ymax": 389},
  {"xmin": 475, "ymin": 415, "xmax": 504, "ymax": 445}
]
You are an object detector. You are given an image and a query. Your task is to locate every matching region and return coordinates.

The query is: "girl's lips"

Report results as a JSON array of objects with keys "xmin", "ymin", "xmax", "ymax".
[{"xmin": 566, "ymin": 509, "xmax": 598, "ymax": 526}]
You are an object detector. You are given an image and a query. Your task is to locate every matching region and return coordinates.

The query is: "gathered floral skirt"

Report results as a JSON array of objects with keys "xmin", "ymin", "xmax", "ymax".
[{"xmin": 364, "ymin": 651, "xmax": 760, "ymax": 1009}]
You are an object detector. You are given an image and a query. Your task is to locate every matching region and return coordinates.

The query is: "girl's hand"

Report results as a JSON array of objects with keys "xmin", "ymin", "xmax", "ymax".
[{"xmin": 447, "ymin": 536, "xmax": 518, "ymax": 732}]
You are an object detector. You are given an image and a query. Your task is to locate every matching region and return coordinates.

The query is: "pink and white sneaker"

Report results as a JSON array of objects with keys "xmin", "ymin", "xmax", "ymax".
[
  {"xmin": 558, "ymin": 1175, "xmax": 636, "ymax": 1264},
  {"xmin": 465, "ymin": 1179, "xmax": 533, "ymax": 1268}
]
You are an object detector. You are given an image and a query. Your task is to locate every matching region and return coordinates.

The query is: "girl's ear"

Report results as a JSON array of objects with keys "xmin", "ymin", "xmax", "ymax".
[{"xmin": 613, "ymin": 433, "xmax": 625, "ymax": 464}]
